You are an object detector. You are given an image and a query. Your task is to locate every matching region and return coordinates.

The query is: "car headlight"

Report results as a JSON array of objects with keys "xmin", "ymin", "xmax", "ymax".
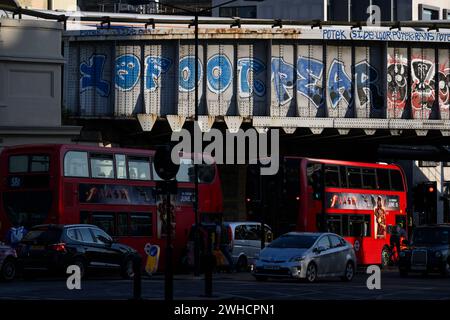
[
  {"xmin": 290, "ymin": 256, "xmax": 305, "ymax": 262},
  {"xmin": 435, "ymin": 251, "xmax": 442, "ymax": 258},
  {"xmin": 399, "ymin": 251, "xmax": 406, "ymax": 258}
]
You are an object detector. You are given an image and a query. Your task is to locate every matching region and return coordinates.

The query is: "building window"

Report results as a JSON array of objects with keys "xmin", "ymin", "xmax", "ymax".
[
  {"xmin": 418, "ymin": 4, "xmax": 440, "ymax": 20},
  {"xmin": 444, "ymin": 9, "xmax": 450, "ymax": 20},
  {"xmin": 418, "ymin": 161, "xmax": 438, "ymax": 167},
  {"xmin": 219, "ymin": 6, "xmax": 257, "ymax": 18}
]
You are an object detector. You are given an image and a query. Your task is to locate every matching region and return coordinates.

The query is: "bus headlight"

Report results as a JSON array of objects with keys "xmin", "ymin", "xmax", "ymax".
[{"xmin": 290, "ymin": 256, "xmax": 305, "ymax": 262}]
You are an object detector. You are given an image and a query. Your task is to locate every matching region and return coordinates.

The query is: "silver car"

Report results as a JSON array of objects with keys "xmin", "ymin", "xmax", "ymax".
[{"xmin": 253, "ymin": 232, "xmax": 356, "ymax": 282}]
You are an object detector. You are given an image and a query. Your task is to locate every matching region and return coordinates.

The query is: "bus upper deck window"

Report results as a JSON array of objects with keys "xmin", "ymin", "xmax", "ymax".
[
  {"xmin": 90, "ymin": 154, "xmax": 114, "ymax": 179},
  {"xmin": 115, "ymin": 154, "xmax": 127, "ymax": 179},
  {"xmin": 390, "ymin": 170, "xmax": 404, "ymax": 191},
  {"xmin": 64, "ymin": 151, "xmax": 89, "ymax": 177},
  {"xmin": 128, "ymin": 157, "xmax": 150, "ymax": 181},
  {"xmin": 324, "ymin": 166, "xmax": 339, "ymax": 187},
  {"xmin": 9, "ymin": 155, "xmax": 28, "ymax": 173}
]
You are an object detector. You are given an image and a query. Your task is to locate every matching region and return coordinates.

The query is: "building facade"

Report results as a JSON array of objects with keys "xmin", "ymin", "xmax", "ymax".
[{"xmin": 0, "ymin": 18, "xmax": 80, "ymax": 151}]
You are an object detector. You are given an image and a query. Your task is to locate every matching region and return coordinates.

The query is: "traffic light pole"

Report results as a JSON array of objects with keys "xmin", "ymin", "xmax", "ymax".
[{"xmin": 164, "ymin": 182, "xmax": 174, "ymax": 301}]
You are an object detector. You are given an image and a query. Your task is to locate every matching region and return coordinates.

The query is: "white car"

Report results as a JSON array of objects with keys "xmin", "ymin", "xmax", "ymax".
[{"xmin": 253, "ymin": 232, "xmax": 356, "ymax": 282}]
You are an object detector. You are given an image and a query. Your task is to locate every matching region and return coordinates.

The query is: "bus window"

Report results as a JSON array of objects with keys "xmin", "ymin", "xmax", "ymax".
[
  {"xmin": 307, "ymin": 163, "xmax": 322, "ymax": 186},
  {"xmin": 129, "ymin": 213, "xmax": 152, "ymax": 236},
  {"xmin": 327, "ymin": 214, "xmax": 342, "ymax": 234},
  {"xmin": 115, "ymin": 154, "xmax": 127, "ymax": 179},
  {"xmin": 9, "ymin": 155, "xmax": 28, "ymax": 173},
  {"xmin": 128, "ymin": 157, "xmax": 150, "ymax": 180},
  {"xmin": 30, "ymin": 155, "xmax": 50, "ymax": 172},
  {"xmin": 64, "ymin": 151, "xmax": 89, "ymax": 177},
  {"xmin": 90, "ymin": 154, "xmax": 114, "ymax": 179},
  {"xmin": 362, "ymin": 168, "xmax": 377, "ymax": 189},
  {"xmin": 91, "ymin": 213, "xmax": 115, "ymax": 235},
  {"xmin": 324, "ymin": 165, "xmax": 339, "ymax": 187},
  {"xmin": 176, "ymin": 159, "xmax": 195, "ymax": 183},
  {"xmin": 339, "ymin": 166, "xmax": 348, "ymax": 188},
  {"xmin": 347, "ymin": 167, "xmax": 362, "ymax": 189},
  {"xmin": 390, "ymin": 170, "xmax": 404, "ymax": 191},
  {"xmin": 348, "ymin": 215, "xmax": 371, "ymax": 237},
  {"xmin": 117, "ymin": 213, "xmax": 128, "ymax": 236},
  {"xmin": 376, "ymin": 169, "xmax": 390, "ymax": 190}
]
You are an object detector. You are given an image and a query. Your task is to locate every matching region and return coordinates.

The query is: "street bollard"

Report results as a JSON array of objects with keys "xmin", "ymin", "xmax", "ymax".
[{"xmin": 132, "ymin": 253, "xmax": 142, "ymax": 300}]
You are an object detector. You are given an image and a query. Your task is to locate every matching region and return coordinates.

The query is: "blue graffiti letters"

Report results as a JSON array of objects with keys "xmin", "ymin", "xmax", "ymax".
[
  {"xmin": 145, "ymin": 56, "xmax": 172, "ymax": 91},
  {"xmin": 271, "ymin": 57, "xmax": 295, "ymax": 105},
  {"xmin": 80, "ymin": 54, "xmax": 110, "ymax": 97},
  {"xmin": 297, "ymin": 56, "xmax": 324, "ymax": 108},
  {"xmin": 207, "ymin": 54, "xmax": 233, "ymax": 94},
  {"xmin": 237, "ymin": 58, "xmax": 266, "ymax": 98},
  {"xmin": 179, "ymin": 56, "xmax": 202, "ymax": 92},
  {"xmin": 327, "ymin": 59, "xmax": 352, "ymax": 108},
  {"xmin": 115, "ymin": 54, "xmax": 141, "ymax": 91},
  {"xmin": 354, "ymin": 60, "xmax": 381, "ymax": 108}
]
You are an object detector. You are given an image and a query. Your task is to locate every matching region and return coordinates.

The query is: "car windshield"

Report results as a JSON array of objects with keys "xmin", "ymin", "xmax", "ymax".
[
  {"xmin": 412, "ymin": 228, "xmax": 449, "ymax": 246},
  {"xmin": 22, "ymin": 227, "xmax": 62, "ymax": 244},
  {"xmin": 268, "ymin": 234, "xmax": 319, "ymax": 249}
]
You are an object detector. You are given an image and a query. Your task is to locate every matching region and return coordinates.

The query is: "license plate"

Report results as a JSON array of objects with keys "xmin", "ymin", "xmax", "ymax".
[
  {"xmin": 264, "ymin": 265, "xmax": 280, "ymax": 270},
  {"xmin": 411, "ymin": 265, "xmax": 426, "ymax": 271},
  {"xmin": 30, "ymin": 245, "xmax": 45, "ymax": 251}
]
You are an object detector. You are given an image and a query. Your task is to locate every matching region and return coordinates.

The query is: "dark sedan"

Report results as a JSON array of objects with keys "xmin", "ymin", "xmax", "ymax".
[
  {"xmin": 399, "ymin": 224, "xmax": 450, "ymax": 277},
  {"xmin": 17, "ymin": 224, "xmax": 138, "ymax": 279}
]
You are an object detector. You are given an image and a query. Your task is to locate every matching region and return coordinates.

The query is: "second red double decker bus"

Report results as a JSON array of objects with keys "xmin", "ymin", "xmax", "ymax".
[
  {"xmin": 0, "ymin": 144, "xmax": 223, "ymax": 270},
  {"xmin": 246, "ymin": 157, "xmax": 408, "ymax": 266}
]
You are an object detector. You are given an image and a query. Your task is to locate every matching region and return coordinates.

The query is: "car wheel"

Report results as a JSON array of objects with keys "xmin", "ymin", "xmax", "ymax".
[
  {"xmin": 236, "ymin": 256, "xmax": 248, "ymax": 272},
  {"xmin": 72, "ymin": 258, "xmax": 87, "ymax": 279},
  {"xmin": 121, "ymin": 257, "xmax": 135, "ymax": 279},
  {"xmin": 306, "ymin": 263, "xmax": 318, "ymax": 283},
  {"xmin": 341, "ymin": 262, "xmax": 354, "ymax": 282},
  {"xmin": 0, "ymin": 257, "xmax": 16, "ymax": 282},
  {"xmin": 254, "ymin": 275, "xmax": 268, "ymax": 282}
]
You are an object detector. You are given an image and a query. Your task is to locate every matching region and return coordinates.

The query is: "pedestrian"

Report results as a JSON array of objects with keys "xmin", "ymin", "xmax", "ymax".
[{"xmin": 5, "ymin": 221, "xmax": 27, "ymax": 248}]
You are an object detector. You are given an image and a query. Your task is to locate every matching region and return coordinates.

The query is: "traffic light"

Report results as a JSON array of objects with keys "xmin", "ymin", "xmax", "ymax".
[
  {"xmin": 153, "ymin": 144, "xmax": 180, "ymax": 181},
  {"xmin": 311, "ymin": 170, "xmax": 324, "ymax": 200},
  {"xmin": 413, "ymin": 181, "xmax": 437, "ymax": 224}
]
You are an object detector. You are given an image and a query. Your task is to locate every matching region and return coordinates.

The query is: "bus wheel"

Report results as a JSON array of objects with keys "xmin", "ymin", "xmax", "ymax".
[
  {"xmin": 381, "ymin": 247, "xmax": 391, "ymax": 268},
  {"xmin": 306, "ymin": 263, "xmax": 318, "ymax": 283}
]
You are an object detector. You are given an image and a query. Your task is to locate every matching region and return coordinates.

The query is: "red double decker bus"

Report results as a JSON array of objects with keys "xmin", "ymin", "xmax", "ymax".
[
  {"xmin": 246, "ymin": 158, "xmax": 408, "ymax": 266},
  {"xmin": 0, "ymin": 144, "xmax": 222, "ymax": 269}
]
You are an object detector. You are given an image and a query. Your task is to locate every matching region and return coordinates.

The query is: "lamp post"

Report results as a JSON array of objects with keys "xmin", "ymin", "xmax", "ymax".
[{"xmin": 148, "ymin": 0, "xmax": 254, "ymax": 278}]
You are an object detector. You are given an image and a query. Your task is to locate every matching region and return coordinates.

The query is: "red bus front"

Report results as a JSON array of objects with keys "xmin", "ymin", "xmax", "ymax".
[{"xmin": 299, "ymin": 158, "xmax": 408, "ymax": 266}]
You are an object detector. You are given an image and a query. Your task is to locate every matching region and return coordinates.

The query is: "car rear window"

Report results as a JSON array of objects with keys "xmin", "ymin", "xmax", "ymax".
[{"xmin": 22, "ymin": 227, "xmax": 62, "ymax": 244}]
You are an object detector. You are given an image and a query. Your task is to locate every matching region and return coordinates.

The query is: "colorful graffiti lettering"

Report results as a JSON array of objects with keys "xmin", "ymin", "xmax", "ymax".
[
  {"xmin": 207, "ymin": 54, "xmax": 233, "ymax": 94},
  {"xmin": 297, "ymin": 56, "xmax": 324, "ymax": 108},
  {"xmin": 80, "ymin": 54, "xmax": 110, "ymax": 97},
  {"xmin": 179, "ymin": 56, "xmax": 203, "ymax": 92},
  {"xmin": 327, "ymin": 59, "xmax": 352, "ymax": 109},
  {"xmin": 271, "ymin": 57, "xmax": 295, "ymax": 105},
  {"xmin": 115, "ymin": 54, "xmax": 141, "ymax": 91},
  {"xmin": 411, "ymin": 58, "xmax": 435, "ymax": 118},
  {"xmin": 145, "ymin": 56, "xmax": 172, "ymax": 91},
  {"xmin": 439, "ymin": 67, "xmax": 450, "ymax": 106},
  {"xmin": 354, "ymin": 60, "xmax": 381, "ymax": 110},
  {"xmin": 387, "ymin": 54, "xmax": 408, "ymax": 118},
  {"xmin": 237, "ymin": 58, "xmax": 266, "ymax": 98}
]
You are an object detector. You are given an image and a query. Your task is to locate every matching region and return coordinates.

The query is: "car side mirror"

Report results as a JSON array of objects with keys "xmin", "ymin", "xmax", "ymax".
[{"xmin": 98, "ymin": 235, "xmax": 112, "ymax": 246}]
